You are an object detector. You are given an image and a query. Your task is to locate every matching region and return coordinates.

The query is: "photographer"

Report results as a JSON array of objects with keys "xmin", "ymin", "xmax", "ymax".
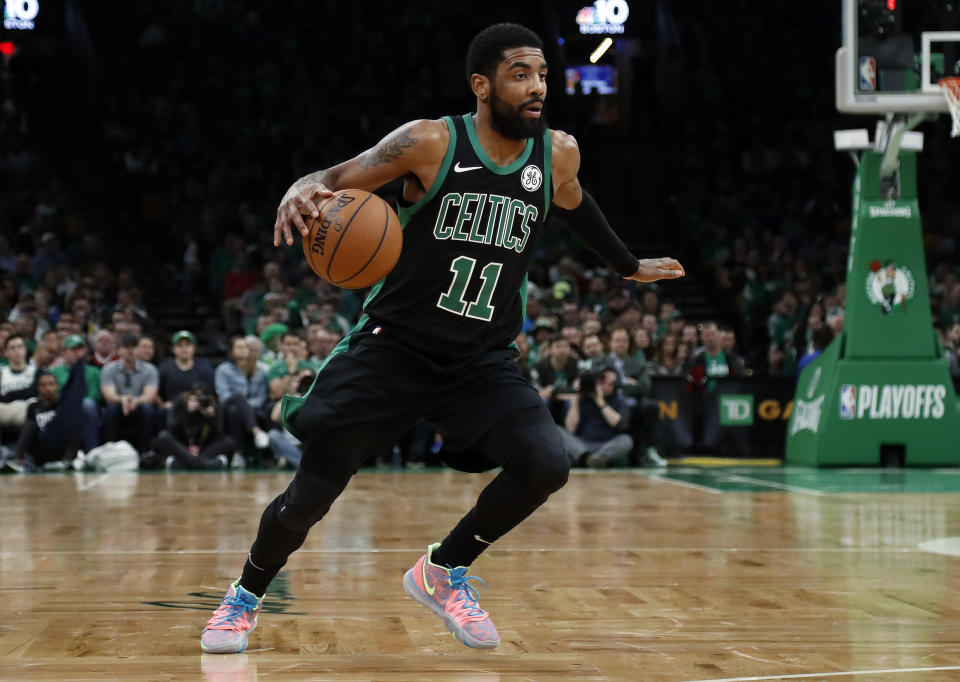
[
  {"xmin": 153, "ymin": 385, "xmax": 234, "ymax": 470},
  {"xmin": 558, "ymin": 368, "xmax": 634, "ymax": 469}
]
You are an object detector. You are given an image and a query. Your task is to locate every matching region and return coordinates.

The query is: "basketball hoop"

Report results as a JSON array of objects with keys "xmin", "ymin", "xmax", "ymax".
[{"xmin": 939, "ymin": 77, "xmax": 960, "ymax": 138}]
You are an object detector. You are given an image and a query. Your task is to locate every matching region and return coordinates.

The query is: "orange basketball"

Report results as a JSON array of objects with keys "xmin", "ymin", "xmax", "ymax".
[{"xmin": 301, "ymin": 189, "xmax": 402, "ymax": 289}]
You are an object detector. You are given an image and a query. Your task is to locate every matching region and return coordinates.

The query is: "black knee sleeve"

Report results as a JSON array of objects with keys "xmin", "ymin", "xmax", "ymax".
[
  {"xmin": 478, "ymin": 409, "xmax": 570, "ymax": 501},
  {"xmin": 273, "ymin": 454, "xmax": 355, "ymax": 533},
  {"xmin": 520, "ymin": 422, "xmax": 570, "ymax": 498}
]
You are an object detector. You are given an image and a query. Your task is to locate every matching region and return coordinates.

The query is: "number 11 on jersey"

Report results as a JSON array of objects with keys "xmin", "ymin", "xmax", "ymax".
[{"xmin": 436, "ymin": 256, "xmax": 503, "ymax": 322}]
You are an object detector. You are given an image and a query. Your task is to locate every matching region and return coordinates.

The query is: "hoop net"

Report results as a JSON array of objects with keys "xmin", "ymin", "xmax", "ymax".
[{"xmin": 940, "ymin": 77, "xmax": 960, "ymax": 138}]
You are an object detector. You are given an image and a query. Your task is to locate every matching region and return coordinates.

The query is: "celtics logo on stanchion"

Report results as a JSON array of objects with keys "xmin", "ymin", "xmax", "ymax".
[{"xmin": 865, "ymin": 260, "xmax": 915, "ymax": 314}]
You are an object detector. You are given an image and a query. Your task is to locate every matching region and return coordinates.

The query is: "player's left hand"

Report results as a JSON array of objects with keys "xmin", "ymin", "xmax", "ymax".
[{"xmin": 624, "ymin": 258, "xmax": 685, "ymax": 282}]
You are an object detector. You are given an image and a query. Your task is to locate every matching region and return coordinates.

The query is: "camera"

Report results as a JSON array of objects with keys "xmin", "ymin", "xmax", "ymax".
[{"xmin": 579, "ymin": 372, "xmax": 598, "ymax": 396}]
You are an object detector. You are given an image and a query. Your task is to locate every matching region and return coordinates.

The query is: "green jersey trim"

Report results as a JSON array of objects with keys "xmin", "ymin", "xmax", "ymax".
[
  {"xmin": 281, "ymin": 313, "xmax": 369, "ymax": 440},
  {"xmin": 543, "ymin": 129, "xmax": 552, "ymax": 215},
  {"xmin": 462, "ymin": 114, "xmax": 533, "ymax": 175},
  {"xmin": 364, "ymin": 117, "xmax": 456, "ymax": 312},
  {"xmin": 397, "ymin": 116, "xmax": 457, "ymax": 223}
]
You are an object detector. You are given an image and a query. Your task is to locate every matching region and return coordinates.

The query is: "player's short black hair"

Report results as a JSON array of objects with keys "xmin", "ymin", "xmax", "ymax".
[{"xmin": 466, "ymin": 23, "xmax": 544, "ymax": 85}]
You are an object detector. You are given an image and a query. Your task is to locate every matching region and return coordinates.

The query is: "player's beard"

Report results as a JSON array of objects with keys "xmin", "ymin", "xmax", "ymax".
[{"xmin": 488, "ymin": 83, "xmax": 547, "ymax": 140}]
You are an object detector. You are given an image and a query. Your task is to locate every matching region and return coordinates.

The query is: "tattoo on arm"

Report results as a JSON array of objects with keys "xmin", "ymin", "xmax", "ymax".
[
  {"xmin": 358, "ymin": 130, "xmax": 420, "ymax": 168},
  {"xmin": 294, "ymin": 169, "xmax": 331, "ymax": 192}
]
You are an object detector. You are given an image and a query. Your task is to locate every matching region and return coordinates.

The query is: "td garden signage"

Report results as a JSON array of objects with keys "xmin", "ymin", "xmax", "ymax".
[{"xmin": 839, "ymin": 384, "xmax": 947, "ymax": 420}]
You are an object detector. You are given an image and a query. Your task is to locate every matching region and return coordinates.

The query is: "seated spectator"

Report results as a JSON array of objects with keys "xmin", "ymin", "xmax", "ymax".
[
  {"xmin": 531, "ymin": 334, "xmax": 579, "ymax": 423},
  {"xmin": 606, "ymin": 327, "xmax": 664, "ymax": 466},
  {"xmin": 215, "ymin": 336, "xmax": 270, "ymax": 457},
  {"xmin": 557, "ymin": 369, "xmax": 633, "ymax": 469},
  {"xmin": 719, "ymin": 325, "xmax": 748, "ymax": 375},
  {"xmin": 135, "ymin": 335, "xmax": 157, "ymax": 364},
  {"xmin": 90, "ymin": 329, "xmax": 118, "ymax": 369},
  {"xmin": 797, "ymin": 325, "xmax": 834, "ymax": 373},
  {"xmin": 578, "ymin": 333, "xmax": 608, "ymax": 373},
  {"xmin": 633, "ymin": 327, "xmax": 653, "ymax": 361},
  {"xmin": 158, "ymin": 330, "xmax": 214, "ymax": 408},
  {"xmin": 244, "ymin": 334, "xmax": 272, "ymax": 374},
  {"xmin": 100, "ymin": 333, "xmax": 158, "ymax": 453},
  {"xmin": 153, "ymin": 386, "xmax": 233, "ymax": 470},
  {"xmin": 513, "ymin": 332, "xmax": 534, "ymax": 382},
  {"xmin": 259, "ymin": 322, "xmax": 288, "ymax": 366},
  {"xmin": 684, "ymin": 322, "xmax": 744, "ymax": 388},
  {"xmin": 267, "ymin": 332, "xmax": 313, "ymax": 401},
  {"xmin": 0, "ymin": 334, "xmax": 38, "ymax": 432},
  {"xmin": 306, "ymin": 326, "xmax": 341, "ymax": 369},
  {"xmin": 38, "ymin": 329, "xmax": 62, "ymax": 366},
  {"xmin": 560, "ymin": 325, "xmax": 585, "ymax": 361},
  {"xmin": 266, "ymin": 371, "xmax": 316, "ymax": 469},
  {"xmin": 3, "ymin": 366, "xmax": 85, "ymax": 471},
  {"xmin": 529, "ymin": 315, "xmax": 558, "ymax": 363},
  {"xmin": 640, "ymin": 313, "xmax": 659, "ymax": 345},
  {"xmin": 606, "ymin": 328, "xmax": 650, "ymax": 398},
  {"xmin": 651, "ymin": 333, "xmax": 683, "ymax": 376},
  {"xmin": 49, "ymin": 334, "xmax": 101, "ymax": 452}
]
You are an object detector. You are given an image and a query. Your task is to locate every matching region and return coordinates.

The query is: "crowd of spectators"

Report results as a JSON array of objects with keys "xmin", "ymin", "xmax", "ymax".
[{"xmin": 2, "ymin": 3, "xmax": 959, "ymax": 470}]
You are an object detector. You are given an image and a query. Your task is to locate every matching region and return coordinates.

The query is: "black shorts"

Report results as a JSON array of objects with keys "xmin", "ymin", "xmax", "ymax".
[{"xmin": 281, "ymin": 317, "xmax": 546, "ymax": 471}]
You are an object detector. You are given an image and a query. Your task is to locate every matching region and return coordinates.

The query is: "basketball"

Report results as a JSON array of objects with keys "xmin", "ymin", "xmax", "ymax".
[{"xmin": 302, "ymin": 189, "xmax": 402, "ymax": 289}]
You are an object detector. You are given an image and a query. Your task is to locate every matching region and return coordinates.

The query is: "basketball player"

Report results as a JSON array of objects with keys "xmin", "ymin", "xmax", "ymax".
[{"xmin": 201, "ymin": 23, "xmax": 684, "ymax": 653}]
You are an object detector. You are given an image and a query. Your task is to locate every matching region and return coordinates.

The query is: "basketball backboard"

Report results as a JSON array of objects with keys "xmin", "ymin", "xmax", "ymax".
[{"xmin": 837, "ymin": 0, "xmax": 960, "ymax": 114}]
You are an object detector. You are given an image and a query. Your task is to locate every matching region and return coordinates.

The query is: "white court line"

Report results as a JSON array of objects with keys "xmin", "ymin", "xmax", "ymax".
[
  {"xmin": 642, "ymin": 473, "xmax": 723, "ymax": 495},
  {"xmin": 715, "ymin": 473, "xmax": 827, "ymax": 496},
  {"xmin": 685, "ymin": 665, "xmax": 960, "ymax": 681},
  {"xmin": 0, "ymin": 547, "xmax": 923, "ymax": 556}
]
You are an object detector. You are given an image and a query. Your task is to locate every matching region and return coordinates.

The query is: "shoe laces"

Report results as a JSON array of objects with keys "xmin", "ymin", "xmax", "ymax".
[
  {"xmin": 206, "ymin": 594, "xmax": 257, "ymax": 631},
  {"xmin": 447, "ymin": 567, "xmax": 488, "ymax": 619}
]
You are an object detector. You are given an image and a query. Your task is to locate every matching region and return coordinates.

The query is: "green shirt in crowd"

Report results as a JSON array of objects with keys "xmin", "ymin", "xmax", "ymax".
[{"xmin": 50, "ymin": 362, "xmax": 102, "ymax": 403}]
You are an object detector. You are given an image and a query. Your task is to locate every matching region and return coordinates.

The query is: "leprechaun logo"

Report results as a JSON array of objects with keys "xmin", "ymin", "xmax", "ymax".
[{"xmin": 866, "ymin": 260, "xmax": 915, "ymax": 314}]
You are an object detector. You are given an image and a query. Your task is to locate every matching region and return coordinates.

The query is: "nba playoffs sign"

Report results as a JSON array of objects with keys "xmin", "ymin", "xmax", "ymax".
[
  {"xmin": 576, "ymin": 0, "xmax": 629, "ymax": 34},
  {"xmin": 838, "ymin": 384, "xmax": 947, "ymax": 420},
  {"xmin": 3, "ymin": 0, "xmax": 37, "ymax": 30}
]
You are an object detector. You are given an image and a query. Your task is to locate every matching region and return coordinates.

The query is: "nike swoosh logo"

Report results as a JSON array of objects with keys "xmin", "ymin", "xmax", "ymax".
[
  {"xmin": 474, "ymin": 534, "xmax": 492, "ymax": 544},
  {"xmin": 422, "ymin": 559, "xmax": 436, "ymax": 595},
  {"xmin": 454, "ymin": 162, "xmax": 482, "ymax": 173}
]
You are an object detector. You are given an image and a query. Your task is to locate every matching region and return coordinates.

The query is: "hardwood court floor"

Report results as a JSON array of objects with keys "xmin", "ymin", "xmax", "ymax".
[{"xmin": 3, "ymin": 466, "xmax": 960, "ymax": 681}]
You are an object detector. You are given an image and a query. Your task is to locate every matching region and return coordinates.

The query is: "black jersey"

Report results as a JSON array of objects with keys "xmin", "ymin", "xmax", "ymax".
[{"xmin": 361, "ymin": 113, "xmax": 552, "ymax": 362}]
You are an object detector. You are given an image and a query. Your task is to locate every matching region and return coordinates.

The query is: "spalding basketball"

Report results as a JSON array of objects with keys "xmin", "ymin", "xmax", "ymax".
[{"xmin": 302, "ymin": 189, "xmax": 402, "ymax": 289}]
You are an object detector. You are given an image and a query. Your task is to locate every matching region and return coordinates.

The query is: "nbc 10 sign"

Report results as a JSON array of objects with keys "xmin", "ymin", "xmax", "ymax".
[
  {"xmin": 575, "ymin": 0, "xmax": 630, "ymax": 35},
  {"xmin": 4, "ymin": 0, "xmax": 38, "ymax": 30}
]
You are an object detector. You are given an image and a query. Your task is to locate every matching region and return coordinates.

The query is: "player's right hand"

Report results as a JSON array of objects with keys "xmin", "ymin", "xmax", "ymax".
[{"xmin": 274, "ymin": 183, "xmax": 335, "ymax": 247}]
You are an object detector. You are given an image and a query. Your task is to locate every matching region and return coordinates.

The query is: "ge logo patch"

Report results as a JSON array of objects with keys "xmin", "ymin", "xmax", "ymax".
[{"xmin": 521, "ymin": 165, "xmax": 542, "ymax": 192}]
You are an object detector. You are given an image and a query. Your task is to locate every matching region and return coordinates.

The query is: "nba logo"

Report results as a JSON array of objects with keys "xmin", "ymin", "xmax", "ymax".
[
  {"xmin": 859, "ymin": 56, "xmax": 876, "ymax": 92},
  {"xmin": 839, "ymin": 384, "xmax": 857, "ymax": 420}
]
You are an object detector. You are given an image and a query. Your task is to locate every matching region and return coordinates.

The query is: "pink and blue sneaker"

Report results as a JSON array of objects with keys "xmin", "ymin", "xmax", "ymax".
[
  {"xmin": 200, "ymin": 580, "xmax": 263, "ymax": 654},
  {"xmin": 402, "ymin": 543, "xmax": 501, "ymax": 649}
]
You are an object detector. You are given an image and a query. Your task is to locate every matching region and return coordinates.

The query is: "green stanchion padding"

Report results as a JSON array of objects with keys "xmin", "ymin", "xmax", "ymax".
[{"xmin": 786, "ymin": 151, "xmax": 960, "ymax": 466}]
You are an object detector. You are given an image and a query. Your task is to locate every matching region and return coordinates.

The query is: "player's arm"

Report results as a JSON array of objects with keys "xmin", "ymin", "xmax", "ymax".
[
  {"xmin": 549, "ymin": 130, "xmax": 685, "ymax": 283},
  {"xmin": 274, "ymin": 119, "xmax": 448, "ymax": 247}
]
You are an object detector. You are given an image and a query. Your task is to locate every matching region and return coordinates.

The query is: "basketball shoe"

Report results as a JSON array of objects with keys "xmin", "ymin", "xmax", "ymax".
[
  {"xmin": 200, "ymin": 580, "xmax": 262, "ymax": 653},
  {"xmin": 402, "ymin": 543, "xmax": 500, "ymax": 649}
]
